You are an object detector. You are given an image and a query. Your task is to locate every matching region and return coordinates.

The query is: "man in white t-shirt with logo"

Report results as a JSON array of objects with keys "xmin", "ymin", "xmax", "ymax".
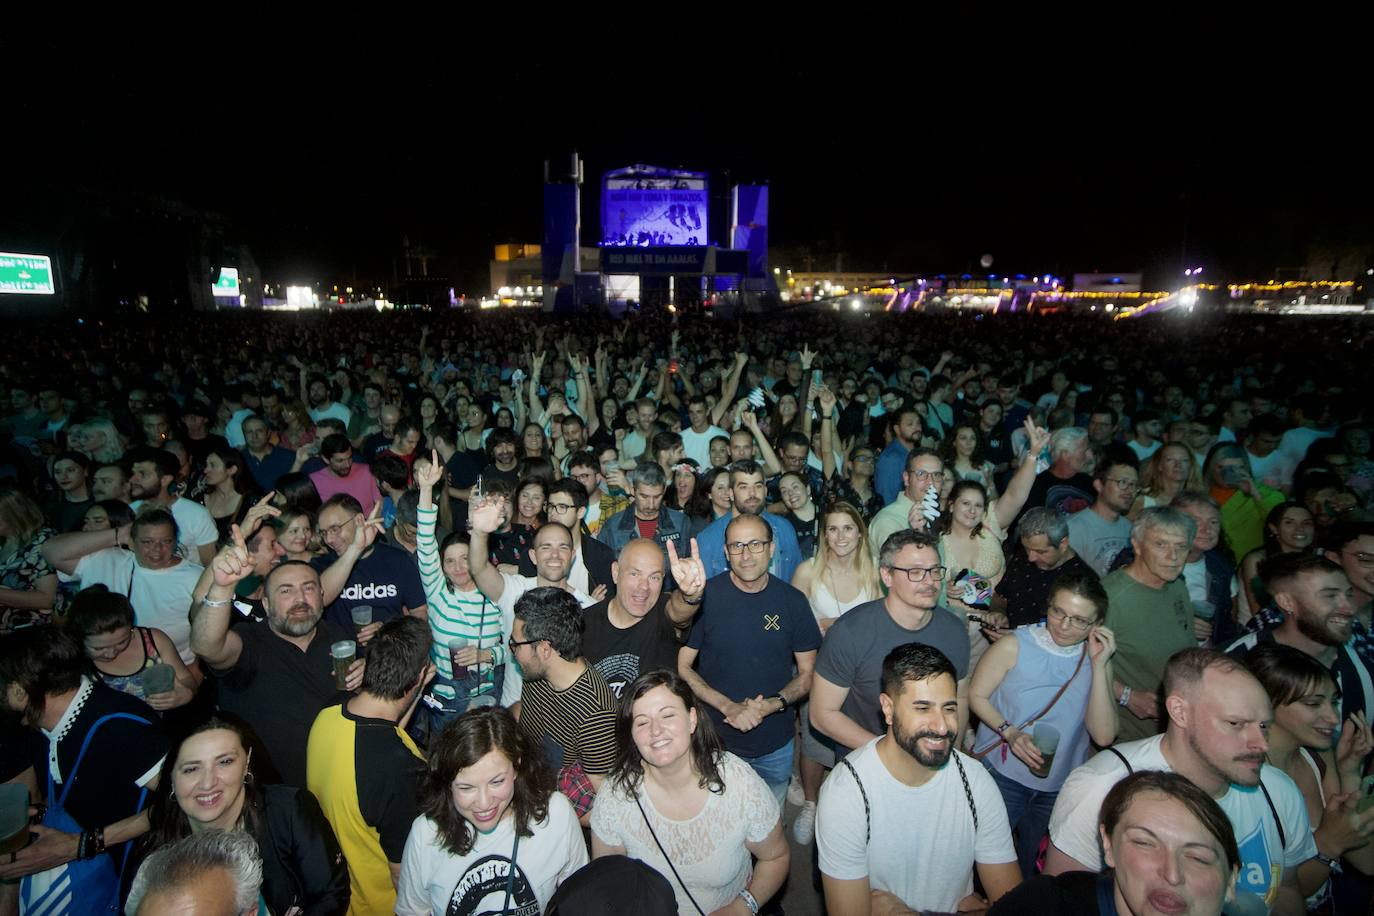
[
  {"xmin": 1045, "ymin": 648, "xmax": 1314, "ymax": 915},
  {"xmin": 817, "ymin": 642, "xmax": 1019, "ymax": 914},
  {"xmin": 125, "ymin": 445, "xmax": 218, "ymax": 565},
  {"xmin": 467, "ymin": 500, "xmax": 595, "ymax": 708}
]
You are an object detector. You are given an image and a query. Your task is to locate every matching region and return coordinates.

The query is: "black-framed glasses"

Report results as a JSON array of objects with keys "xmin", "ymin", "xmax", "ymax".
[
  {"xmin": 546, "ymin": 501, "xmax": 578, "ymax": 513},
  {"xmin": 508, "ymin": 637, "xmax": 540, "ymax": 653},
  {"xmin": 726, "ymin": 539, "xmax": 772, "ymax": 556},
  {"xmin": 887, "ymin": 564, "xmax": 946, "ymax": 583}
]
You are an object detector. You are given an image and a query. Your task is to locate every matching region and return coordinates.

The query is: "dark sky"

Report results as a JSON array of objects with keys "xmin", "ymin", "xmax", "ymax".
[{"xmin": 7, "ymin": 12, "xmax": 1373, "ymax": 292}]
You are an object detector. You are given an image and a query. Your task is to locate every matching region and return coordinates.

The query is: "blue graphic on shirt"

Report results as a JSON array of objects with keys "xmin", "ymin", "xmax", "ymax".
[{"xmin": 1235, "ymin": 820, "xmax": 1282, "ymax": 906}]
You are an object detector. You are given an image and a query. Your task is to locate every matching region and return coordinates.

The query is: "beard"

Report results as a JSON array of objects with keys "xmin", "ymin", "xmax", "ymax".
[
  {"xmin": 1295, "ymin": 611, "xmax": 1345, "ymax": 647},
  {"xmin": 269, "ymin": 601, "xmax": 322, "ymax": 637},
  {"xmin": 893, "ymin": 719, "xmax": 954, "ymax": 769},
  {"xmin": 1187, "ymin": 729, "xmax": 1263, "ymax": 788}
]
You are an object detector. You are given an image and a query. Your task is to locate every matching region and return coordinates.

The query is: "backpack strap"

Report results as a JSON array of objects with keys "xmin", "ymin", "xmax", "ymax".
[
  {"xmin": 952, "ymin": 753, "xmax": 979, "ymax": 833},
  {"xmin": 838, "ymin": 758, "xmax": 871, "ymax": 846},
  {"xmin": 1105, "ymin": 745, "xmax": 1134, "ymax": 775},
  {"xmin": 1258, "ymin": 777, "xmax": 1287, "ymax": 851},
  {"xmin": 56, "ymin": 711, "xmax": 153, "ymax": 807}
]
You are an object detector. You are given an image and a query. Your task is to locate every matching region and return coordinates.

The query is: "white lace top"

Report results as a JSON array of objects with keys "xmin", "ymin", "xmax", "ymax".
[{"xmin": 590, "ymin": 752, "xmax": 780, "ymax": 913}]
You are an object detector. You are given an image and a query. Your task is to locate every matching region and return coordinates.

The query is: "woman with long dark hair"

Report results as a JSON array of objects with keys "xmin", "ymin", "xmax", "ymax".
[
  {"xmin": 133, "ymin": 716, "xmax": 349, "ymax": 915},
  {"xmin": 396, "ymin": 706, "xmax": 586, "ymax": 915},
  {"xmin": 200, "ymin": 446, "xmax": 259, "ymax": 540},
  {"xmin": 590, "ymin": 670, "xmax": 789, "ymax": 916}
]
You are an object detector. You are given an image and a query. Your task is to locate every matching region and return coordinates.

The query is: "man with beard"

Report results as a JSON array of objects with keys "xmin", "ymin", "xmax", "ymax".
[
  {"xmin": 1065, "ymin": 455, "xmax": 1139, "ymax": 577},
  {"xmin": 91, "ymin": 462, "xmax": 131, "ymax": 503},
  {"xmin": 190, "ymin": 500, "xmax": 288, "ymax": 625},
  {"xmin": 597, "ymin": 463, "xmax": 689, "ymax": 560},
  {"xmin": 817, "ymin": 643, "xmax": 1019, "ymax": 915},
  {"xmin": 190, "ymin": 534, "xmax": 365, "ymax": 787},
  {"xmin": 467, "ymin": 499, "xmax": 596, "ymax": 709},
  {"xmin": 1103, "ymin": 507, "xmax": 1200, "ymax": 743},
  {"xmin": 679, "ymin": 513, "xmax": 820, "ymax": 805},
  {"xmin": 312, "ymin": 494, "xmax": 427, "ymax": 639},
  {"xmin": 300, "ymin": 368, "xmax": 352, "ymax": 428},
  {"xmin": 691, "ymin": 460, "xmax": 802, "ymax": 581},
  {"xmin": 0, "ymin": 627, "xmax": 167, "ymax": 902},
  {"xmin": 581, "ymin": 538, "xmax": 705, "ymax": 698},
  {"xmin": 1045, "ymin": 649, "xmax": 1313, "ymax": 915},
  {"xmin": 308, "ymin": 434, "xmax": 379, "ymax": 516},
  {"xmin": 874, "ymin": 408, "xmax": 923, "ymax": 506},
  {"xmin": 125, "ymin": 446, "xmax": 218, "ymax": 565},
  {"xmin": 992, "ymin": 508, "xmax": 1094, "ymax": 629},
  {"xmin": 1224, "ymin": 554, "xmax": 1372, "ymax": 725}
]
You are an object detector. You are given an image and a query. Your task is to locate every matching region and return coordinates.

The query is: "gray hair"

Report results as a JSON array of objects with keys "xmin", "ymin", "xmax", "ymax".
[
  {"xmin": 1048, "ymin": 427, "xmax": 1089, "ymax": 459},
  {"xmin": 629, "ymin": 462, "xmax": 667, "ymax": 489},
  {"xmin": 1017, "ymin": 506, "xmax": 1069, "ymax": 545},
  {"xmin": 1131, "ymin": 506, "xmax": 1197, "ymax": 546},
  {"xmin": 1169, "ymin": 490, "xmax": 1219, "ymax": 515},
  {"xmin": 127, "ymin": 829, "xmax": 263, "ymax": 915}
]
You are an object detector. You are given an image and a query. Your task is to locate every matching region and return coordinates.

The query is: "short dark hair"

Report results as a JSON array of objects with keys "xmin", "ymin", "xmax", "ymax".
[
  {"xmin": 1260, "ymin": 553, "xmax": 1343, "ymax": 594},
  {"xmin": 903, "ymin": 447, "xmax": 942, "ymax": 474},
  {"xmin": 513, "ymin": 586, "xmax": 584, "ymax": 660},
  {"xmin": 778, "ymin": 431, "xmax": 810, "ymax": 453},
  {"xmin": 418, "ymin": 706, "xmax": 554, "ymax": 856},
  {"xmin": 1100, "ymin": 771, "xmax": 1239, "ymax": 874},
  {"xmin": 650, "ymin": 431, "xmax": 682, "ymax": 458},
  {"xmin": 319, "ymin": 492, "xmax": 364, "ymax": 519},
  {"xmin": 878, "ymin": 528, "xmax": 939, "ymax": 570},
  {"xmin": 392, "ymin": 418, "xmax": 420, "ymax": 442},
  {"xmin": 428, "ymin": 419, "xmax": 458, "ymax": 447},
  {"xmin": 319, "ymin": 433, "xmax": 352, "ymax": 459},
  {"xmin": 315, "ymin": 418, "xmax": 347, "ymax": 437},
  {"xmin": 64, "ymin": 585, "xmax": 137, "ymax": 637},
  {"xmin": 1049, "ymin": 568, "xmax": 1109, "ymax": 620},
  {"xmin": 360, "ymin": 617, "xmax": 433, "ymax": 701},
  {"xmin": 131, "ymin": 507, "xmax": 179, "ymax": 542},
  {"xmin": 486, "ymin": 427, "xmax": 518, "ymax": 458},
  {"xmin": 124, "ymin": 445, "xmax": 179, "ymax": 481},
  {"xmin": 727, "ymin": 459, "xmax": 764, "ymax": 486},
  {"xmin": 548, "ymin": 478, "xmax": 588, "ymax": 510},
  {"xmin": 880, "ymin": 642, "xmax": 957, "ymax": 699},
  {"xmin": 566, "ymin": 450, "xmax": 598, "ymax": 474},
  {"xmin": 1162, "ymin": 648, "xmax": 1248, "ymax": 701},
  {"xmin": 91, "ymin": 499, "xmax": 135, "ymax": 530},
  {"xmin": 1321, "ymin": 520, "xmax": 1374, "ymax": 555},
  {"xmin": 0, "ymin": 626, "xmax": 85, "ymax": 722},
  {"xmin": 371, "ymin": 453, "xmax": 410, "ymax": 492}
]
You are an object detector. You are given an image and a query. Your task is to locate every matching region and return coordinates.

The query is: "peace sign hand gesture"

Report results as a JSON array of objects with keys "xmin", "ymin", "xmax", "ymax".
[
  {"xmin": 350, "ymin": 501, "xmax": 385, "ymax": 552},
  {"xmin": 666, "ymin": 538, "xmax": 706, "ymax": 599}
]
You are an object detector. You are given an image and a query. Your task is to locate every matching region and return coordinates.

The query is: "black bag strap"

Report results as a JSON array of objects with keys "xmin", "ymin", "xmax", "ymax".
[
  {"xmin": 635, "ymin": 793, "xmax": 707, "ymax": 916},
  {"xmin": 952, "ymin": 753, "xmax": 979, "ymax": 833},
  {"xmin": 1106, "ymin": 745, "xmax": 1133, "ymax": 775},
  {"xmin": 499, "ymin": 829, "xmax": 520, "ymax": 915},
  {"xmin": 838, "ymin": 758, "xmax": 871, "ymax": 845}
]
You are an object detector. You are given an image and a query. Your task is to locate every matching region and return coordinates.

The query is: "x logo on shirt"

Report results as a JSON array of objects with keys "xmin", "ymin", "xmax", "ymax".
[{"xmin": 763, "ymin": 614, "xmax": 780, "ymax": 631}]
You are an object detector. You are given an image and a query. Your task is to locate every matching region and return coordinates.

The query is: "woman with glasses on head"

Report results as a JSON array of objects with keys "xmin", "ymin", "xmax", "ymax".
[
  {"xmin": 969, "ymin": 570, "xmax": 1118, "ymax": 879},
  {"xmin": 65, "ymin": 585, "xmax": 198, "ymax": 710},
  {"xmin": 396, "ymin": 705, "xmax": 586, "ymax": 916},
  {"xmin": 590, "ymin": 670, "xmax": 789, "ymax": 916}
]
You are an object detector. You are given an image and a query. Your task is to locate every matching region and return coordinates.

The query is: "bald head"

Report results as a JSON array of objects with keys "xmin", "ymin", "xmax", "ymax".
[
  {"xmin": 725, "ymin": 513, "xmax": 769, "ymax": 543},
  {"xmin": 613, "ymin": 539, "xmax": 668, "ymax": 619}
]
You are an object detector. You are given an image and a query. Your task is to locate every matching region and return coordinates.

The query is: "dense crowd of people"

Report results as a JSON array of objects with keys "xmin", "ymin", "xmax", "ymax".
[{"xmin": 0, "ymin": 305, "xmax": 1371, "ymax": 915}]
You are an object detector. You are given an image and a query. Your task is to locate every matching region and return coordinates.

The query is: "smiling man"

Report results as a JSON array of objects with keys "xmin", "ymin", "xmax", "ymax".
[{"xmin": 1103, "ymin": 507, "xmax": 1200, "ymax": 743}]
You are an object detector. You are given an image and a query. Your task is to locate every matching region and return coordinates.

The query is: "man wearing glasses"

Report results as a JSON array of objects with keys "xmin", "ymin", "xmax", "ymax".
[
  {"xmin": 811, "ymin": 529, "xmax": 972, "ymax": 757},
  {"xmin": 518, "ymin": 479, "xmax": 616, "ymax": 599},
  {"xmin": 1065, "ymin": 455, "xmax": 1140, "ymax": 577},
  {"xmin": 867, "ymin": 449, "xmax": 946, "ymax": 558},
  {"xmin": 312, "ymin": 494, "xmax": 428, "ymax": 643},
  {"xmin": 679, "ymin": 513, "xmax": 821, "ymax": 806}
]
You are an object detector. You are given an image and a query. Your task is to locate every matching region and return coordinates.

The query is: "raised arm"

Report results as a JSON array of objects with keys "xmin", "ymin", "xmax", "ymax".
[
  {"xmin": 188, "ymin": 525, "xmax": 252, "ymax": 670},
  {"xmin": 41, "ymin": 524, "xmax": 130, "ymax": 576},
  {"xmin": 465, "ymin": 498, "xmax": 508, "ymax": 602},
  {"xmin": 319, "ymin": 501, "xmax": 384, "ymax": 606},
  {"xmin": 664, "ymin": 539, "xmax": 707, "ymax": 625},
  {"xmin": 991, "ymin": 419, "xmax": 1050, "ymax": 532},
  {"xmin": 710, "ymin": 351, "xmax": 749, "ymax": 427},
  {"xmin": 527, "ymin": 352, "xmax": 547, "ymax": 424},
  {"xmin": 625, "ymin": 362, "xmax": 650, "ymax": 402},
  {"xmin": 818, "ymin": 386, "xmax": 838, "ymax": 480},
  {"xmin": 741, "ymin": 409, "xmax": 782, "ymax": 477}
]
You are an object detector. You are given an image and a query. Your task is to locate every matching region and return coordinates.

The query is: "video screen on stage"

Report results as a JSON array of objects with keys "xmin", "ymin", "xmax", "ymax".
[{"xmin": 601, "ymin": 168, "xmax": 708, "ymax": 247}]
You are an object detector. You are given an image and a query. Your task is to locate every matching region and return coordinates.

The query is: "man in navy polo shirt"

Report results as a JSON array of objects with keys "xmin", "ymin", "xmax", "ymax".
[{"xmin": 678, "ymin": 513, "xmax": 821, "ymax": 806}]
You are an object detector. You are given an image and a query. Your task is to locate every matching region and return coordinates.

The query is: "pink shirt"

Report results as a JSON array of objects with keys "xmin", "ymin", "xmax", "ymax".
[{"xmin": 310, "ymin": 463, "xmax": 379, "ymax": 515}]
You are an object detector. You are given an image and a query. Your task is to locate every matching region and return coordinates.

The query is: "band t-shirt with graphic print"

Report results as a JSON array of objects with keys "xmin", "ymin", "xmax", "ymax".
[{"xmin": 684, "ymin": 573, "xmax": 821, "ymax": 758}]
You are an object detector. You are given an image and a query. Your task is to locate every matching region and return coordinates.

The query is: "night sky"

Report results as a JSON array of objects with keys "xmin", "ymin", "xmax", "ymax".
[{"xmin": 7, "ymin": 12, "xmax": 1372, "ymax": 293}]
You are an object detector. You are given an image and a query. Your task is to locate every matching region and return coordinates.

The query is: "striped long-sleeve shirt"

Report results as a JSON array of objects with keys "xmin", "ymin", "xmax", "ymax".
[{"xmin": 417, "ymin": 506, "xmax": 505, "ymax": 699}]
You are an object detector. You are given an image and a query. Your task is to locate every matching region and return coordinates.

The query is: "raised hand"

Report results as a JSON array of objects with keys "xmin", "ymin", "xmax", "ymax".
[
  {"xmin": 211, "ymin": 524, "xmax": 253, "ymax": 588},
  {"xmin": 240, "ymin": 492, "xmax": 281, "ymax": 538},
  {"xmin": 1022, "ymin": 416, "xmax": 1051, "ymax": 456},
  {"xmin": 740, "ymin": 408, "xmax": 759, "ymax": 430},
  {"xmin": 469, "ymin": 497, "xmax": 506, "ymax": 535},
  {"xmin": 666, "ymin": 538, "xmax": 706, "ymax": 597},
  {"xmin": 1087, "ymin": 625, "xmax": 1117, "ymax": 667},
  {"xmin": 350, "ymin": 501, "xmax": 385, "ymax": 552},
  {"xmin": 799, "ymin": 343, "xmax": 816, "ymax": 369},
  {"xmin": 818, "ymin": 385, "xmax": 837, "ymax": 416},
  {"xmin": 415, "ymin": 449, "xmax": 444, "ymax": 490},
  {"xmin": 567, "ymin": 351, "xmax": 583, "ymax": 374}
]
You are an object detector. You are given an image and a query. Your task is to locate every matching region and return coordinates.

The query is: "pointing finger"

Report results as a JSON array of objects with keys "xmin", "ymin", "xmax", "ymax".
[
  {"xmin": 255, "ymin": 490, "xmax": 277, "ymax": 508},
  {"xmin": 231, "ymin": 523, "xmax": 247, "ymax": 550}
]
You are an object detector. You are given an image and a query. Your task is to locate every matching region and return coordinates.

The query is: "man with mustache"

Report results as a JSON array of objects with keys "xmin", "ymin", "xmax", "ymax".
[
  {"xmin": 190, "ymin": 525, "xmax": 365, "ymax": 787},
  {"xmin": 1046, "ymin": 649, "xmax": 1315, "ymax": 915},
  {"xmin": 1225, "ymin": 553, "xmax": 1372, "ymax": 725},
  {"xmin": 817, "ymin": 643, "xmax": 1019, "ymax": 915}
]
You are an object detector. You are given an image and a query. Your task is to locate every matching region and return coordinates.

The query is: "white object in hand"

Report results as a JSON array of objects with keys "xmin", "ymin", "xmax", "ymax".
[
  {"xmin": 921, "ymin": 486, "xmax": 941, "ymax": 523},
  {"xmin": 747, "ymin": 387, "xmax": 767, "ymax": 409},
  {"xmin": 510, "ymin": 369, "xmax": 525, "ymax": 384}
]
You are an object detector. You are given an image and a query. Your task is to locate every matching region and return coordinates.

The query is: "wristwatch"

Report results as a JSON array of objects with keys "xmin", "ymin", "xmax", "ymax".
[
  {"xmin": 738, "ymin": 889, "xmax": 760, "ymax": 915},
  {"xmin": 770, "ymin": 694, "xmax": 788, "ymax": 712},
  {"xmin": 1315, "ymin": 851, "xmax": 1342, "ymax": 873}
]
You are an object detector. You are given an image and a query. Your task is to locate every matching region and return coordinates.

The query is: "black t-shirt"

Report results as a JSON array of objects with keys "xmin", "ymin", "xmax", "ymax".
[
  {"xmin": 212, "ymin": 621, "xmax": 352, "ymax": 787},
  {"xmin": 344, "ymin": 706, "xmax": 424, "ymax": 863},
  {"xmin": 996, "ymin": 550, "xmax": 1097, "ymax": 629},
  {"xmin": 33, "ymin": 683, "xmax": 167, "ymax": 863},
  {"xmin": 184, "ymin": 433, "xmax": 231, "ymax": 474},
  {"xmin": 582, "ymin": 596, "xmax": 683, "ymax": 699},
  {"xmin": 986, "ymin": 870, "xmax": 1102, "ymax": 915},
  {"xmin": 445, "ymin": 451, "xmax": 482, "ymax": 531},
  {"xmin": 1011, "ymin": 470, "xmax": 1096, "ymax": 531},
  {"xmin": 489, "ymin": 525, "xmax": 534, "ymax": 567}
]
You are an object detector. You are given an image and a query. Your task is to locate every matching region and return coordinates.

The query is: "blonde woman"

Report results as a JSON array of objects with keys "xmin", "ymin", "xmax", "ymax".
[
  {"xmin": 788, "ymin": 501, "xmax": 882, "ymax": 844},
  {"xmin": 1129, "ymin": 442, "xmax": 1203, "ymax": 519}
]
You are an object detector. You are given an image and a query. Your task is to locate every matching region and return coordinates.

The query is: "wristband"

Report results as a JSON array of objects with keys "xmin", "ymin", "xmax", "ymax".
[
  {"xmin": 1315, "ymin": 852, "xmax": 1342, "ymax": 874},
  {"xmin": 771, "ymin": 694, "xmax": 788, "ymax": 713},
  {"xmin": 201, "ymin": 596, "xmax": 233, "ymax": 608},
  {"xmin": 995, "ymin": 720, "xmax": 1013, "ymax": 736},
  {"xmin": 738, "ymin": 889, "xmax": 760, "ymax": 915},
  {"xmin": 1118, "ymin": 685, "xmax": 1132, "ymax": 708}
]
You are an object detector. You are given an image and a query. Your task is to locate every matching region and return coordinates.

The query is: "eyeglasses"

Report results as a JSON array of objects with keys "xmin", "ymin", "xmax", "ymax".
[
  {"xmin": 911, "ymin": 469, "xmax": 945, "ymax": 481},
  {"xmin": 1048, "ymin": 606, "xmax": 1097, "ymax": 631},
  {"xmin": 886, "ymin": 564, "xmax": 946, "ymax": 583},
  {"xmin": 726, "ymin": 539, "xmax": 772, "ymax": 555},
  {"xmin": 852, "ymin": 455, "xmax": 875, "ymax": 463},
  {"xmin": 318, "ymin": 520, "xmax": 354, "ymax": 539},
  {"xmin": 507, "ymin": 637, "xmax": 540, "ymax": 653},
  {"xmin": 1103, "ymin": 478, "xmax": 1139, "ymax": 490},
  {"xmin": 546, "ymin": 502, "xmax": 578, "ymax": 513}
]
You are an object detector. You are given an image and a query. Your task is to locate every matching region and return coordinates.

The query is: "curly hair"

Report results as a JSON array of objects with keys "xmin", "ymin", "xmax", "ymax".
[
  {"xmin": 418, "ymin": 706, "xmax": 555, "ymax": 856},
  {"xmin": 513, "ymin": 586, "xmax": 585, "ymax": 660}
]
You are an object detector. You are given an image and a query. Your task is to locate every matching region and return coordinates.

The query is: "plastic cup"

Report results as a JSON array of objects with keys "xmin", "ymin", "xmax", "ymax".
[
  {"xmin": 1030, "ymin": 724, "xmax": 1061, "ymax": 778},
  {"xmin": 448, "ymin": 639, "xmax": 469, "ymax": 679},
  {"xmin": 350, "ymin": 605, "xmax": 374, "ymax": 631},
  {"xmin": 141, "ymin": 663, "xmax": 176, "ymax": 696},
  {"xmin": 331, "ymin": 640, "xmax": 357, "ymax": 690},
  {"xmin": 0, "ymin": 783, "xmax": 28, "ymax": 854},
  {"xmin": 1223, "ymin": 891, "xmax": 1270, "ymax": 916}
]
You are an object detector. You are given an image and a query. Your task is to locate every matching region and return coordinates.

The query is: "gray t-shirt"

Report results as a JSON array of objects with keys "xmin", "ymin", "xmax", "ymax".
[
  {"xmin": 1066, "ymin": 508, "xmax": 1131, "ymax": 577},
  {"xmin": 814, "ymin": 599, "xmax": 970, "ymax": 754}
]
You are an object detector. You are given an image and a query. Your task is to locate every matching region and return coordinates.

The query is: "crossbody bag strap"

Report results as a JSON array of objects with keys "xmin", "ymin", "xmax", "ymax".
[
  {"xmin": 1257, "ymin": 777, "xmax": 1287, "ymax": 850},
  {"xmin": 499, "ymin": 829, "xmax": 520, "ymax": 915},
  {"xmin": 838, "ymin": 758, "xmax": 870, "ymax": 846},
  {"xmin": 972, "ymin": 644, "xmax": 1089, "ymax": 759},
  {"xmin": 56, "ymin": 711, "xmax": 153, "ymax": 807},
  {"xmin": 635, "ymin": 793, "xmax": 707, "ymax": 916}
]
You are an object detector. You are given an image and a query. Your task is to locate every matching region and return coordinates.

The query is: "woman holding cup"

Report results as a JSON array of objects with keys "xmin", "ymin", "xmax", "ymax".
[
  {"xmin": 968, "ymin": 570, "xmax": 1119, "ymax": 878},
  {"xmin": 64, "ymin": 585, "xmax": 198, "ymax": 710},
  {"xmin": 414, "ymin": 453, "xmax": 505, "ymax": 729}
]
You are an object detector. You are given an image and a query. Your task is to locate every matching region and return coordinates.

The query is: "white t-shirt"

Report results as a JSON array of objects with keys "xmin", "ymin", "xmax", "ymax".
[
  {"xmin": 1248, "ymin": 448, "xmax": 1296, "ymax": 491},
  {"xmin": 72, "ymin": 548, "xmax": 203, "ymax": 663},
  {"xmin": 817, "ymin": 739, "xmax": 1015, "ymax": 913},
  {"xmin": 130, "ymin": 497, "xmax": 218, "ymax": 561},
  {"xmin": 1278, "ymin": 427, "xmax": 1332, "ymax": 465},
  {"xmin": 680, "ymin": 425, "xmax": 728, "ymax": 468},
  {"xmin": 1048, "ymin": 735, "xmax": 1316, "ymax": 907},
  {"xmin": 492, "ymin": 573, "xmax": 596, "ymax": 708},
  {"xmin": 1126, "ymin": 439, "xmax": 1163, "ymax": 462},
  {"xmin": 395, "ymin": 792, "xmax": 587, "ymax": 916},
  {"xmin": 590, "ymin": 753, "xmax": 779, "ymax": 914},
  {"xmin": 308, "ymin": 401, "xmax": 353, "ymax": 427},
  {"xmin": 225, "ymin": 408, "xmax": 255, "ymax": 449}
]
